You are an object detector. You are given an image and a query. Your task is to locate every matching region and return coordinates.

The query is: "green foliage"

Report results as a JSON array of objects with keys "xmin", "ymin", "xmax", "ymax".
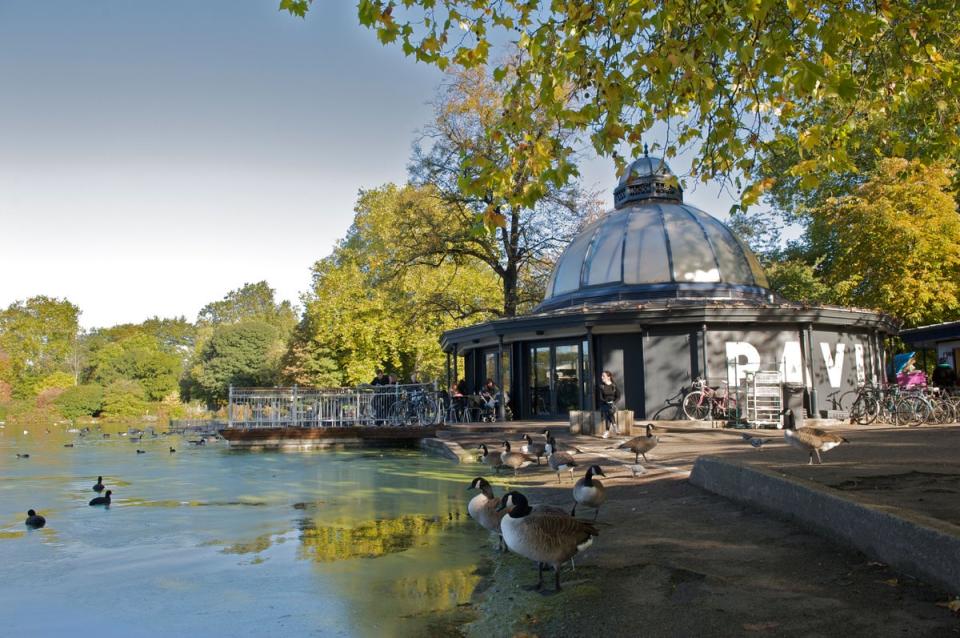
[
  {"xmin": 189, "ymin": 321, "xmax": 281, "ymax": 406},
  {"xmin": 284, "ymin": 184, "xmax": 502, "ymax": 385},
  {"xmin": 102, "ymin": 379, "xmax": 148, "ymax": 418},
  {"xmin": 764, "ymin": 257, "xmax": 831, "ymax": 305},
  {"xmin": 197, "ymin": 281, "xmax": 296, "ymax": 333},
  {"xmin": 90, "ymin": 334, "xmax": 181, "ymax": 401},
  {"xmin": 409, "ymin": 67, "xmax": 597, "ymax": 315},
  {"xmin": 55, "ymin": 384, "xmax": 104, "ymax": 419},
  {"xmin": 0, "ymin": 296, "xmax": 80, "ymax": 398},
  {"xmin": 804, "ymin": 159, "xmax": 960, "ymax": 326},
  {"xmin": 285, "ymin": 0, "xmax": 960, "ymax": 210}
]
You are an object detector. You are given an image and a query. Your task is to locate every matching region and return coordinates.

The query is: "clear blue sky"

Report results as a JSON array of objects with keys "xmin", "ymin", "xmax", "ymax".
[{"xmin": 0, "ymin": 1, "xmax": 740, "ymax": 329}]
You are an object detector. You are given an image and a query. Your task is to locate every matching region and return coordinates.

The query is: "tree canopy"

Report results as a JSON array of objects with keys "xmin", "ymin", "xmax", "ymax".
[
  {"xmin": 285, "ymin": 0, "xmax": 960, "ymax": 211},
  {"xmin": 283, "ymin": 184, "xmax": 502, "ymax": 386}
]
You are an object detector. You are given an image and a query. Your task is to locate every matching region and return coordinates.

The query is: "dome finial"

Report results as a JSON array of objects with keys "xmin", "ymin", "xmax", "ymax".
[{"xmin": 643, "ymin": 143, "xmax": 649, "ymax": 158}]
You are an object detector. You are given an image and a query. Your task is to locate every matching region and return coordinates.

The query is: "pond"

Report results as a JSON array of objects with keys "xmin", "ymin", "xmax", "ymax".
[{"xmin": 0, "ymin": 426, "xmax": 488, "ymax": 637}]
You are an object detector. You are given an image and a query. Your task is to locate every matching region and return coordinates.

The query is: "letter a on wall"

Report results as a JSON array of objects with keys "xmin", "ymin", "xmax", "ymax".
[
  {"xmin": 820, "ymin": 343, "xmax": 846, "ymax": 388},
  {"xmin": 726, "ymin": 342, "xmax": 761, "ymax": 386},
  {"xmin": 780, "ymin": 341, "xmax": 804, "ymax": 384}
]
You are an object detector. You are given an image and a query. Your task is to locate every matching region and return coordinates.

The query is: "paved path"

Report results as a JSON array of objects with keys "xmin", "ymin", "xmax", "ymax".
[{"xmin": 439, "ymin": 423, "xmax": 960, "ymax": 637}]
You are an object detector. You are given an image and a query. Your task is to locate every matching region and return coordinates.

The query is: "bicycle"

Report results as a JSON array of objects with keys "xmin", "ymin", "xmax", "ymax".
[{"xmin": 682, "ymin": 377, "xmax": 740, "ymax": 421}]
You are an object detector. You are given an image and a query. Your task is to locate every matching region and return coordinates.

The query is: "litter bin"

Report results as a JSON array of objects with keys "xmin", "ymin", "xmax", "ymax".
[{"xmin": 782, "ymin": 383, "xmax": 806, "ymax": 429}]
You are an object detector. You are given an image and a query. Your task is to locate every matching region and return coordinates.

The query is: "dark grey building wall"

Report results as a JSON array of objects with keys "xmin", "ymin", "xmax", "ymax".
[
  {"xmin": 706, "ymin": 328, "xmax": 805, "ymax": 390},
  {"xmin": 597, "ymin": 333, "xmax": 643, "ymax": 415},
  {"xmin": 812, "ymin": 329, "xmax": 875, "ymax": 412},
  {"xmin": 643, "ymin": 331, "xmax": 694, "ymax": 419}
]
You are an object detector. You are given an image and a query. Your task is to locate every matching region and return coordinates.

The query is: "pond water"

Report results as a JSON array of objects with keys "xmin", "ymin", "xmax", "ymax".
[{"xmin": 0, "ymin": 426, "xmax": 488, "ymax": 637}]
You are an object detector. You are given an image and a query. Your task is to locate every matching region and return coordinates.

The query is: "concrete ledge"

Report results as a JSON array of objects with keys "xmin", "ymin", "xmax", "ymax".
[
  {"xmin": 420, "ymin": 437, "xmax": 476, "ymax": 463},
  {"xmin": 690, "ymin": 456, "xmax": 960, "ymax": 594}
]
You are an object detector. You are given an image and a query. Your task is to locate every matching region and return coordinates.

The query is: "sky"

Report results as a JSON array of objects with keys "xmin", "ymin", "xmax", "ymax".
[{"xmin": 0, "ymin": 1, "xmax": 743, "ymax": 330}]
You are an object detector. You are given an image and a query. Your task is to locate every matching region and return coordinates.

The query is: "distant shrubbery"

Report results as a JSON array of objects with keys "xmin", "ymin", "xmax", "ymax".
[{"xmin": 55, "ymin": 384, "xmax": 104, "ymax": 419}]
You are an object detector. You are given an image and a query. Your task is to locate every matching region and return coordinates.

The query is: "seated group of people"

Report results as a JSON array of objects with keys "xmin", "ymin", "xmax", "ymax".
[{"xmin": 448, "ymin": 378, "xmax": 508, "ymax": 421}]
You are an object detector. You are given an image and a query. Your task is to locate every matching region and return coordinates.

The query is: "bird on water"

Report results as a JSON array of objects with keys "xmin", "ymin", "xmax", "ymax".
[
  {"xmin": 89, "ymin": 490, "xmax": 112, "ymax": 507},
  {"xmin": 25, "ymin": 509, "xmax": 46, "ymax": 529},
  {"xmin": 93, "ymin": 477, "xmax": 104, "ymax": 492}
]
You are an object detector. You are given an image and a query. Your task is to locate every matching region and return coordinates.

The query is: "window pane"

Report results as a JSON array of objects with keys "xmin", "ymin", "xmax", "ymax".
[
  {"xmin": 585, "ymin": 212, "xmax": 626, "ymax": 286},
  {"xmin": 623, "ymin": 206, "xmax": 671, "ymax": 284},
  {"xmin": 662, "ymin": 205, "xmax": 721, "ymax": 283}
]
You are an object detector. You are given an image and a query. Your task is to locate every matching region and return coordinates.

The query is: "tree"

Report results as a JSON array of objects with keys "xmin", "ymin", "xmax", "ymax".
[
  {"xmin": 56, "ymin": 384, "xmax": 104, "ymax": 419},
  {"xmin": 286, "ymin": 0, "xmax": 960, "ymax": 211},
  {"xmin": 90, "ymin": 334, "xmax": 181, "ymax": 401},
  {"xmin": 407, "ymin": 67, "xmax": 598, "ymax": 316},
  {"xmin": 197, "ymin": 281, "xmax": 296, "ymax": 332},
  {"xmin": 0, "ymin": 296, "xmax": 80, "ymax": 398},
  {"xmin": 102, "ymin": 379, "xmax": 148, "ymax": 418},
  {"xmin": 802, "ymin": 158, "xmax": 960, "ymax": 326},
  {"xmin": 188, "ymin": 321, "xmax": 282, "ymax": 406},
  {"xmin": 284, "ymin": 184, "xmax": 502, "ymax": 385}
]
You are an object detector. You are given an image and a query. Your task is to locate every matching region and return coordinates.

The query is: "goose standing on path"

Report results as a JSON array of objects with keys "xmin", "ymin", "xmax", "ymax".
[
  {"xmin": 92, "ymin": 477, "xmax": 104, "ymax": 492},
  {"xmin": 783, "ymin": 420, "xmax": 849, "ymax": 464},
  {"xmin": 542, "ymin": 429, "xmax": 582, "ymax": 454},
  {"xmin": 25, "ymin": 509, "xmax": 46, "ymax": 529},
  {"xmin": 519, "ymin": 434, "xmax": 545, "ymax": 465},
  {"xmin": 617, "ymin": 424, "xmax": 659, "ymax": 463},
  {"xmin": 89, "ymin": 490, "xmax": 112, "ymax": 507},
  {"xmin": 466, "ymin": 477, "xmax": 507, "ymax": 551},
  {"xmin": 546, "ymin": 435, "xmax": 578, "ymax": 484},
  {"xmin": 500, "ymin": 441, "xmax": 534, "ymax": 477},
  {"xmin": 496, "ymin": 491, "xmax": 599, "ymax": 593},
  {"xmin": 571, "ymin": 465, "xmax": 607, "ymax": 520},
  {"xmin": 478, "ymin": 444, "xmax": 504, "ymax": 474}
]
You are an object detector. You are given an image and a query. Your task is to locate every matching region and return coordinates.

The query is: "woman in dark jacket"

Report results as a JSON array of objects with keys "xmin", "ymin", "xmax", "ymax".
[{"xmin": 599, "ymin": 370, "xmax": 621, "ymax": 438}]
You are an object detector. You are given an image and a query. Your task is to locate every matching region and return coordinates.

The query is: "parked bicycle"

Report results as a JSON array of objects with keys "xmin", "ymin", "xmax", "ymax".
[{"xmin": 682, "ymin": 377, "xmax": 741, "ymax": 421}]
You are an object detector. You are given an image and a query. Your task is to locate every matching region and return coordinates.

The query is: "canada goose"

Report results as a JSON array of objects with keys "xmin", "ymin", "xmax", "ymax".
[
  {"xmin": 572, "ymin": 465, "xmax": 607, "ymax": 520},
  {"xmin": 741, "ymin": 433, "xmax": 771, "ymax": 449},
  {"xmin": 478, "ymin": 444, "xmax": 504, "ymax": 474},
  {"xmin": 89, "ymin": 490, "xmax": 112, "ymax": 507},
  {"xmin": 500, "ymin": 441, "xmax": 534, "ymax": 477},
  {"xmin": 16, "ymin": 453, "xmax": 30, "ymax": 459},
  {"xmin": 93, "ymin": 477, "xmax": 104, "ymax": 492},
  {"xmin": 617, "ymin": 424, "xmax": 659, "ymax": 463},
  {"xmin": 496, "ymin": 491, "xmax": 599, "ymax": 592},
  {"xmin": 520, "ymin": 434, "xmax": 546, "ymax": 465},
  {"xmin": 542, "ymin": 429, "xmax": 582, "ymax": 454},
  {"xmin": 783, "ymin": 420, "xmax": 849, "ymax": 464},
  {"xmin": 25, "ymin": 509, "xmax": 46, "ymax": 529},
  {"xmin": 546, "ymin": 436, "xmax": 578, "ymax": 484},
  {"xmin": 466, "ymin": 477, "xmax": 507, "ymax": 551}
]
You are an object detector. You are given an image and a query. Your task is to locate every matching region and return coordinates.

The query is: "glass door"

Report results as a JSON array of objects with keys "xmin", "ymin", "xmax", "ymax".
[{"xmin": 527, "ymin": 342, "xmax": 583, "ymax": 418}]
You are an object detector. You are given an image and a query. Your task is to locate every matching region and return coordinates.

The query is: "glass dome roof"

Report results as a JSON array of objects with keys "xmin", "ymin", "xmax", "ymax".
[{"xmin": 538, "ymin": 157, "xmax": 771, "ymax": 311}]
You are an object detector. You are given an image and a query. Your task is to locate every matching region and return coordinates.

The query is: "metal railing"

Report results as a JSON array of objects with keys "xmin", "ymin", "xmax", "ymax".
[{"xmin": 227, "ymin": 383, "xmax": 444, "ymax": 429}]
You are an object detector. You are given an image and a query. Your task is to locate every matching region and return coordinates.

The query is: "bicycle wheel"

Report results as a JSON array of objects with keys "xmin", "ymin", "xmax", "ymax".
[
  {"xmin": 851, "ymin": 395, "xmax": 879, "ymax": 425},
  {"xmin": 417, "ymin": 398, "xmax": 441, "ymax": 426},
  {"xmin": 682, "ymin": 391, "xmax": 711, "ymax": 420},
  {"xmin": 836, "ymin": 390, "xmax": 860, "ymax": 412}
]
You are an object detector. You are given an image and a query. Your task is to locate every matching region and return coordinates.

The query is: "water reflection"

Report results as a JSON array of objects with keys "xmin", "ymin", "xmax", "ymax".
[{"xmin": 0, "ymin": 426, "xmax": 486, "ymax": 637}]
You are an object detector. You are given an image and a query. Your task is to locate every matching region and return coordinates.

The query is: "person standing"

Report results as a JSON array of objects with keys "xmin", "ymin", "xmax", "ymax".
[{"xmin": 599, "ymin": 371, "xmax": 620, "ymax": 439}]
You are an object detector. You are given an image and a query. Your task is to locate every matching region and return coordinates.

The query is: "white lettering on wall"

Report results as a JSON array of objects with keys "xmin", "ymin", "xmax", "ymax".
[
  {"xmin": 820, "ymin": 343, "xmax": 846, "ymax": 388},
  {"xmin": 780, "ymin": 341, "xmax": 804, "ymax": 383},
  {"xmin": 854, "ymin": 344, "xmax": 866, "ymax": 384},
  {"xmin": 725, "ymin": 342, "xmax": 761, "ymax": 386}
]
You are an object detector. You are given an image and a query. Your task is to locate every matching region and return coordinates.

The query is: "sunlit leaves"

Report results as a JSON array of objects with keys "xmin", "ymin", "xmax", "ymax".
[{"xmin": 283, "ymin": 0, "xmax": 960, "ymax": 212}]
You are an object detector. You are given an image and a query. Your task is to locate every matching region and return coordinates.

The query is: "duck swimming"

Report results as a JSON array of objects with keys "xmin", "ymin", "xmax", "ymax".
[
  {"xmin": 25, "ymin": 509, "xmax": 46, "ymax": 529},
  {"xmin": 93, "ymin": 476, "xmax": 104, "ymax": 492},
  {"xmin": 89, "ymin": 490, "xmax": 112, "ymax": 507}
]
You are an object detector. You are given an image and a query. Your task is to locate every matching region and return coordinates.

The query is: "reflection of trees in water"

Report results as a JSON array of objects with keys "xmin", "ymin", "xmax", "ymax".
[
  {"xmin": 391, "ymin": 567, "xmax": 481, "ymax": 609},
  {"xmin": 297, "ymin": 514, "xmax": 464, "ymax": 563},
  {"xmin": 219, "ymin": 532, "xmax": 274, "ymax": 555}
]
